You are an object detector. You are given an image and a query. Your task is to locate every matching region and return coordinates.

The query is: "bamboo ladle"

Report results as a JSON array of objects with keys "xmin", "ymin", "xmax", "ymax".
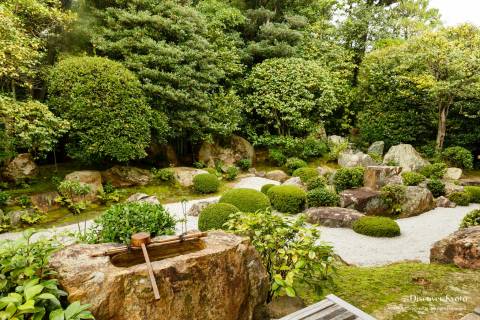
[{"xmin": 131, "ymin": 232, "xmax": 161, "ymax": 300}]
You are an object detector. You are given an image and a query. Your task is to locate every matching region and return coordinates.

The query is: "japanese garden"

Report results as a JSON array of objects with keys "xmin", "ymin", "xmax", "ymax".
[{"xmin": 0, "ymin": 0, "xmax": 479, "ymax": 319}]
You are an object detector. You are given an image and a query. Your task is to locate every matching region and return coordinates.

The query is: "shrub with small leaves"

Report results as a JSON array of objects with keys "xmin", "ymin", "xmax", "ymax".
[
  {"xmin": 333, "ymin": 167, "xmax": 365, "ymax": 192},
  {"xmin": 301, "ymin": 137, "xmax": 328, "ymax": 159},
  {"xmin": 420, "ymin": 163, "xmax": 447, "ymax": 180},
  {"xmin": 380, "ymin": 184, "xmax": 407, "ymax": 214},
  {"xmin": 352, "ymin": 216, "xmax": 401, "ymax": 237},
  {"xmin": 442, "ymin": 146, "xmax": 473, "ymax": 169},
  {"xmin": 193, "ymin": 173, "xmax": 220, "ymax": 194},
  {"xmin": 219, "ymin": 188, "xmax": 270, "ymax": 212},
  {"xmin": 151, "ymin": 168, "xmax": 175, "ymax": 183},
  {"xmin": 292, "ymin": 167, "xmax": 319, "ymax": 183},
  {"xmin": 402, "ymin": 172, "xmax": 426, "ymax": 186},
  {"xmin": 307, "ymin": 188, "xmax": 340, "ymax": 207},
  {"xmin": 269, "ymin": 148, "xmax": 287, "ymax": 166},
  {"xmin": 460, "ymin": 209, "xmax": 480, "ymax": 228},
  {"xmin": 198, "ymin": 203, "xmax": 239, "ymax": 231},
  {"xmin": 306, "ymin": 176, "xmax": 328, "ymax": 191},
  {"xmin": 0, "ymin": 191, "xmax": 9, "ymax": 207},
  {"xmin": 261, "ymin": 184, "xmax": 275, "ymax": 194},
  {"xmin": 237, "ymin": 159, "xmax": 252, "ymax": 171},
  {"xmin": 448, "ymin": 192, "xmax": 471, "ymax": 206},
  {"xmin": 465, "ymin": 186, "xmax": 480, "ymax": 203},
  {"xmin": 284, "ymin": 157, "xmax": 308, "ymax": 175},
  {"xmin": 225, "ymin": 166, "xmax": 239, "ymax": 181},
  {"xmin": 267, "ymin": 185, "xmax": 306, "ymax": 214},
  {"xmin": 427, "ymin": 179, "xmax": 445, "ymax": 197},
  {"xmin": 193, "ymin": 161, "xmax": 206, "ymax": 169}
]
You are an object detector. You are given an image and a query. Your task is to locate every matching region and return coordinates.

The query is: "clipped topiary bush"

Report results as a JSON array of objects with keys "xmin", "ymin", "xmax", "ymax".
[
  {"xmin": 267, "ymin": 185, "xmax": 306, "ymax": 214},
  {"xmin": 307, "ymin": 188, "xmax": 340, "ymax": 207},
  {"xmin": 306, "ymin": 175, "xmax": 328, "ymax": 191},
  {"xmin": 426, "ymin": 179, "xmax": 445, "ymax": 197},
  {"xmin": 292, "ymin": 167, "xmax": 319, "ymax": 183},
  {"xmin": 193, "ymin": 173, "xmax": 220, "ymax": 194},
  {"xmin": 352, "ymin": 216, "xmax": 401, "ymax": 238},
  {"xmin": 261, "ymin": 184, "xmax": 275, "ymax": 194},
  {"xmin": 284, "ymin": 157, "xmax": 308, "ymax": 175},
  {"xmin": 419, "ymin": 162, "xmax": 447, "ymax": 180},
  {"xmin": 448, "ymin": 192, "xmax": 471, "ymax": 206},
  {"xmin": 198, "ymin": 203, "xmax": 239, "ymax": 231},
  {"xmin": 333, "ymin": 167, "xmax": 365, "ymax": 192},
  {"xmin": 219, "ymin": 188, "xmax": 270, "ymax": 212},
  {"xmin": 442, "ymin": 146, "xmax": 473, "ymax": 170},
  {"xmin": 460, "ymin": 209, "xmax": 480, "ymax": 228},
  {"xmin": 465, "ymin": 186, "xmax": 480, "ymax": 203},
  {"xmin": 402, "ymin": 172, "xmax": 426, "ymax": 186}
]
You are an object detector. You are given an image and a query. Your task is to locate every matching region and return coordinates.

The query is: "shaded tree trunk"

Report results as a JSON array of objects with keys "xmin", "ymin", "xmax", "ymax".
[{"xmin": 436, "ymin": 104, "xmax": 448, "ymax": 151}]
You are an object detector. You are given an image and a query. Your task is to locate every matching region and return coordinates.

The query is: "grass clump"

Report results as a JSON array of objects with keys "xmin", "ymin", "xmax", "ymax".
[
  {"xmin": 198, "ymin": 203, "xmax": 239, "ymax": 231},
  {"xmin": 352, "ymin": 216, "xmax": 400, "ymax": 237},
  {"xmin": 219, "ymin": 188, "xmax": 270, "ymax": 212},
  {"xmin": 267, "ymin": 185, "xmax": 306, "ymax": 214}
]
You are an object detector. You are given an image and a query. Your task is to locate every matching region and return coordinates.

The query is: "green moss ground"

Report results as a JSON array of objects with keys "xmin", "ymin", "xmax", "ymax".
[{"xmin": 299, "ymin": 262, "xmax": 480, "ymax": 320}]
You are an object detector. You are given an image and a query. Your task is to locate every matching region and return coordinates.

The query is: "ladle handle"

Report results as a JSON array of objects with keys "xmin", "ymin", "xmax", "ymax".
[{"xmin": 141, "ymin": 243, "xmax": 161, "ymax": 300}]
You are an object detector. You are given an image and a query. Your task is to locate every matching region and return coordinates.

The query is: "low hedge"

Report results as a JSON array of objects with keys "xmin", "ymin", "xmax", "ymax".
[
  {"xmin": 402, "ymin": 172, "xmax": 426, "ymax": 186},
  {"xmin": 193, "ymin": 173, "xmax": 220, "ymax": 194},
  {"xmin": 284, "ymin": 157, "xmax": 307, "ymax": 175},
  {"xmin": 448, "ymin": 192, "xmax": 471, "ymax": 206},
  {"xmin": 219, "ymin": 188, "xmax": 270, "ymax": 212},
  {"xmin": 465, "ymin": 186, "xmax": 480, "ymax": 203},
  {"xmin": 307, "ymin": 188, "xmax": 340, "ymax": 207},
  {"xmin": 261, "ymin": 184, "xmax": 275, "ymax": 194},
  {"xmin": 267, "ymin": 185, "xmax": 306, "ymax": 214},
  {"xmin": 352, "ymin": 216, "xmax": 401, "ymax": 238},
  {"xmin": 198, "ymin": 203, "xmax": 239, "ymax": 231},
  {"xmin": 292, "ymin": 167, "xmax": 319, "ymax": 183},
  {"xmin": 306, "ymin": 175, "xmax": 328, "ymax": 191},
  {"xmin": 460, "ymin": 209, "xmax": 480, "ymax": 228}
]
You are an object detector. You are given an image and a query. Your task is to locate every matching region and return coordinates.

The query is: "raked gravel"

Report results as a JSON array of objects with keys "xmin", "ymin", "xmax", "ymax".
[{"xmin": 0, "ymin": 176, "xmax": 477, "ymax": 267}]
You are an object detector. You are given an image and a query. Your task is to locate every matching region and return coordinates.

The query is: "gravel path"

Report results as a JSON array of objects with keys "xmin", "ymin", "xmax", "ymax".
[{"xmin": 1, "ymin": 176, "xmax": 477, "ymax": 267}]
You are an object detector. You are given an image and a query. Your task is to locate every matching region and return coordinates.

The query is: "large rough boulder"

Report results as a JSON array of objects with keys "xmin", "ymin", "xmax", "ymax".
[
  {"xmin": 364, "ymin": 166, "xmax": 403, "ymax": 190},
  {"xmin": 305, "ymin": 207, "xmax": 364, "ymax": 228},
  {"xmin": 265, "ymin": 170, "xmax": 289, "ymax": 182},
  {"xmin": 30, "ymin": 191, "xmax": 61, "ymax": 213},
  {"xmin": 327, "ymin": 135, "xmax": 347, "ymax": 147},
  {"xmin": 444, "ymin": 167, "xmax": 462, "ymax": 180},
  {"xmin": 65, "ymin": 170, "xmax": 103, "ymax": 202},
  {"xmin": 198, "ymin": 135, "xmax": 255, "ymax": 168},
  {"xmin": 338, "ymin": 150, "xmax": 376, "ymax": 168},
  {"xmin": 367, "ymin": 141, "xmax": 385, "ymax": 156},
  {"xmin": 444, "ymin": 182, "xmax": 465, "ymax": 196},
  {"xmin": 172, "ymin": 167, "xmax": 208, "ymax": 187},
  {"xmin": 339, "ymin": 188, "xmax": 388, "ymax": 215},
  {"xmin": 399, "ymin": 186, "xmax": 434, "ymax": 218},
  {"xmin": 102, "ymin": 166, "xmax": 152, "ymax": 188},
  {"xmin": 126, "ymin": 193, "xmax": 160, "ymax": 205},
  {"xmin": 383, "ymin": 144, "xmax": 429, "ymax": 172},
  {"xmin": 49, "ymin": 232, "xmax": 269, "ymax": 320},
  {"xmin": 2, "ymin": 153, "xmax": 38, "ymax": 182},
  {"xmin": 430, "ymin": 226, "xmax": 480, "ymax": 269},
  {"xmin": 435, "ymin": 196, "xmax": 456, "ymax": 208}
]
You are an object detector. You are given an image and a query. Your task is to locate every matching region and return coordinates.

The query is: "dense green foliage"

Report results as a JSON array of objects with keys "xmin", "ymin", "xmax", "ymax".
[
  {"xmin": 352, "ymin": 217, "xmax": 401, "ymax": 238},
  {"xmin": 333, "ymin": 167, "xmax": 365, "ymax": 192},
  {"xmin": 193, "ymin": 173, "xmax": 220, "ymax": 194},
  {"xmin": 306, "ymin": 188, "xmax": 340, "ymax": 207},
  {"xmin": 261, "ymin": 184, "xmax": 275, "ymax": 194},
  {"xmin": 306, "ymin": 176, "xmax": 328, "ymax": 191},
  {"xmin": 267, "ymin": 185, "xmax": 306, "ymax": 213},
  {"xmin": 465, "ymin": 186, "xmax": 480, "ymax": 203},
  {"xmin": 225, "ymin": 166, "xmax": 239, "ymax": 181},
  {"xmin": 284, "ymin": 157, "xmax": 308, "ymax": 175},
  {"xmin": 48, "ymin": 56, "xmax": 162, "ymax": 162},
  {"xmin": 219, "ymin": 188, "xmax": 270, "ymax": 212},
  {"xmin": 426, "ymin": 179, "xmax": 445, "ymax": 197},
  {"xmin": 92, "ymin": 202, "xmax": 175, "ymax": 244},
  {"xmin": 442, "ymin": 147, "xmax": 474, "ymax": 169},
  {"xmin": 460, "ymin": 209, "xmax": 480, "ymax": 228},
  {"xmin": 419, "ymin": 163, "xmax": 447, "ymax": 180},
  {"xmin": 198, "ymin": 203, "xmax": 239, "ymax": 231},
  {"xmin": 448, "ymin": 192, "xmax": 471, "ymax": 206},
  {"xmin": 226, "ymin": 209, "xmax": 334, "ymax": 301},
  {"xmin": 292, "ymin": 167, "xmax": 319, "ymax": 183},
  {"xmin": 402, "ymin": 172, "xmax": 426, "ymax": 186},
  {"xmin": 380, "ymin": 184, "xmax": 407, "ymax": 215}
]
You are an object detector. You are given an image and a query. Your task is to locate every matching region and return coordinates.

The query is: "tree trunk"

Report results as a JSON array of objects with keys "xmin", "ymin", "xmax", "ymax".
[{"xmin": 436, "ymin": 105, "xmax": 448, "ymax": 151}]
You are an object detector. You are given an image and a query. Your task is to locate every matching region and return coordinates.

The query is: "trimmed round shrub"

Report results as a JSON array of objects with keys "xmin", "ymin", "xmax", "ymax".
[
  {"xmin": 460, "ymin": 209, "xmax": 480, "ymax": 228},
  {"xmin": 95, "ymin": 202, "xmax": 175, "ymax": 244},
  {"xmin": 419, "ymin": 162, "xmax": 447, "ymax": 179},
  {"xmin": 333, "ymin": 167, "xmax": 365, "ymax": 192},
  {"xmin": 448, "ymin": 192, "xmax": 471, "ymax": 206},
  {"xmin": 352, "ymin": 217, "xmax": 401, "ymax": 238},
  {"xmin": 442, "ymin": 146, "xmax": 473, "ymax": 169},
  {"xmin": 426, "ymin": 179, "xmax": 445, "ymax": 197},
  {"xmin": 193, "ymin": 173, "xmax": 220, "ymax": 194},
  {"xmin": 284, "ymin": 157, "xmax": 308, "ymax": 175},
  {"xmin": 306, "ymin": 175, "xmax": 328, "ymax": 191},
  {"xmin": 307, "ymin": 188, "xmax": 340, "ymax": 207},
  {"xmin": 198, "ymin": 203, "xmax": 239, "ymax": 231},
  {"xmin": 465, "ymin": 186, "xmax": 480, "ymax": 203},
  {"xmin": 219, "ymin": 188, "xmax": 270, "ymax": 212},
  {"xmin": 402, "ymin": 172, "xmax": 426, "ymax": 186},
  {"xmin": 292, "ymin": 167, "xmax": 319, "ymax": 183},
  {"xmin": 261, "ymin": 184, "xmax": 275, "ymax": 194},
  {"xmin": 267, "ymin": 185, "xmax": 306, "ymax": 214}
]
